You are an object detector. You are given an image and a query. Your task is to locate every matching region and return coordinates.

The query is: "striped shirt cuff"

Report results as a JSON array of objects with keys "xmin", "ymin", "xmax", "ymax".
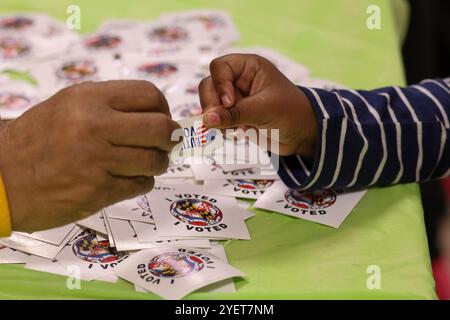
[
  {"xmin": 277, "ymin": 86, "xmax": 348, "ymax": 190},
  {"xmin": 277, "ymin": 79, "xmax": 450, "ymax": 190}
]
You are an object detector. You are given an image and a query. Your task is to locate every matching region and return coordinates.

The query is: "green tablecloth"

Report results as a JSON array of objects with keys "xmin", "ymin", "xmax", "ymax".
[{"xmin": 0, "ymin": 0, "xmax": 436, "ymax": 299}]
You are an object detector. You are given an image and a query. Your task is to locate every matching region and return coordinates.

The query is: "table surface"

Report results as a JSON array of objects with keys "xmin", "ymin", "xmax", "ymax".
[{"xmin": 0, "ymin": 0, "xmax": 436, "ymax": 299}]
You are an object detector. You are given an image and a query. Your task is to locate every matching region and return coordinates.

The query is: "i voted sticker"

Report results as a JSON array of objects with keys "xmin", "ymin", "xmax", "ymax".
[{"xmin": 171, "ymin": 115, "xmax": 223, "ymax": 161}]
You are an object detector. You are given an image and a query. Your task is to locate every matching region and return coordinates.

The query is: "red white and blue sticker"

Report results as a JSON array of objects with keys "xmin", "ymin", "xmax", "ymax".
[
  {"xmin": 148, "ymin": 26, "xmax": 189, "ymax": 43},
  {"xmin": 170, "ymin": 198, "xmax": 224, "ymax": 227},
  {"xmin": 172, "ymin": 115, "xmax": 222, "ymax": 160},
  {"xmin": 83, "ymin": 34, "xmax": 122, "ymax": 50},
  {"xmin": 284, "ymin": 189, "xmax": 337, "ymax": 210},
  {"xmin": 0, "ymin": 16, "xmax": 33, "ymax": 31},
  {"xmin": 171, "ymin": 101, "xmax": 202, "ymax": 121},
  {"xmin": 148, "ymin": 190, "xmax": 250, "ymax": 239},
  {"xmin": 253, "ymin": 181, "xmax": 367, "ymax": 228},
  {"xmin": 0, "ymin": 36, "xmax": 30, "ymax": 59},
  {"xmin": 55, "ymin": 59, "xmax": 98, "ymax": 82},
  {"xmin": 56, "ymin": 230, "xmax": 128, "ymax": 281},
  {"xmin": 137, "ymin": 62, "xmax": 178, "ymax": 78},
  {"xmin": 147, "ymin": 251, "xmax": 205, "ymax": 278},
  {"xmin": 71, "ymin": 232, "xmax": 125, "ymax": 265},
  {"xmin": 203, "ymin": 179, "xmax": 275, "ymax": 199},
  {"xmin": 0, "ymin": 83, "xmax": 38, "ymax": 120},
  {"xmin": 0, "ymin": 92, "xmax": 32, "ymax": 110},
  {"xmin": 114, "ymin": 247, "xmax": 244, "ymax": 300}
]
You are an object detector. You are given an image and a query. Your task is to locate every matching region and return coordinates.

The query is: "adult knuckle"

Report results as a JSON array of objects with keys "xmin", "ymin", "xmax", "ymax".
[
  {"xmin": 64, "ymin": 84, "xmax": 81, "ymax": 97},
  {"xmin": 63, "ymin": 106, "xmax": 85, "ymax": 128},
  {"xmin": 94, "ymin": 106, "xmax": 114, "ymax": 131},
  {"xmin": 135, "ymin": 79, "xmax": 157, "ymax": 93},
  {"xmin": 155, "ymin": 153, "xmax": 169, "ymax": 175},
  {"xmin": 136, "ymin": 80, "xmax": 161, "ymax": 102},
  {"xmin": 163, "ymin": 116, "xmax": 175, "ymax": 139},
  {"xmin": 55, "ymin": 86, "xmax": 70, "ymax": 98},
  {"xmin": 127, "ymin": 177, "xmax": 155, "ymax": 199},
  {"xmin": 147, "ymin": 177, "xmax": 156, "ymax": 190},
  {"xmin": 151, "ymin": 114, "xmax": 173, "ymax": 140},
  {"xmin": 140, "ymin": 177, "xmax": 155, "ymax": 193},
  {"xmin": 138, "ymin": 80, "xmax": 168, "ymax": 109},
  {"xmin": 57, "ymin": 89, "xmax": 102, "ymax": 133},
  {"xmin": 67, "ymin": 82, "xmax": 92, "ymax": 97},
  {"xmin": 155, "ymin": 91, "xmax": 169, "ymax": 112},
  {"xmin": 54, "ymin": 87, "xmax": 75, "ymax": 104}
]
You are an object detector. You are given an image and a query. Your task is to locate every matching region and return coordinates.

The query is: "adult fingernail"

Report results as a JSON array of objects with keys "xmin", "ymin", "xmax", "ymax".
[
  {"xmin": 221, "ymin": 94, "xmax": 231, "ymax": 107},
  {"xmin": 205, "ymin": 112, "xmax": 221, "ymax": 127}
]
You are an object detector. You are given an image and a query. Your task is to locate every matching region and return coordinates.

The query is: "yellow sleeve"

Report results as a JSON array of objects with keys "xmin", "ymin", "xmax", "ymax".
[{"xmin": 0, "ymin": 174, "xmax": 12, "ymax": 237}]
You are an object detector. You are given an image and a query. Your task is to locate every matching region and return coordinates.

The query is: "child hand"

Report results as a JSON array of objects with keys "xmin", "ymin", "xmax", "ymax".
[{"xmin": 199, "ymin": 54, "xmax": 317, "ymax": 157}]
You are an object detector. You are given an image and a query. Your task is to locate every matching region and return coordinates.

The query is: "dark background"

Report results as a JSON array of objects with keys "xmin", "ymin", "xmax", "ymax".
[{"xmin": 402, "ymin": 0, "xmax": 450, "ymax": 259}]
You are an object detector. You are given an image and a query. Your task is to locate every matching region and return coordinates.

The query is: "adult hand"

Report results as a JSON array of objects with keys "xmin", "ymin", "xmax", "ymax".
[
  {"xmin": 199, "ymin": 54, "xmax": 318, "ymax": 157},
  {"xmin": 0, "ymin": 80, "xmax": 179, "ymax": 232}
]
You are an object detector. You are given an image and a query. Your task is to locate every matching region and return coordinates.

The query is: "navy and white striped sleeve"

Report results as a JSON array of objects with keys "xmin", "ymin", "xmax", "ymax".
[{"xmin": 277, "ymin": 78, "xmax": 450, "ymax": 190}]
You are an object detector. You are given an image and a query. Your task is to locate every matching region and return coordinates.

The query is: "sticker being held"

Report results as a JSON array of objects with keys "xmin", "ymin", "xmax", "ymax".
[
  {"xmin": 0, "ymin": 15, "xmax": 34, "ymax": 32},
  {"xmin": 171, "ymin": 115, "xmax": 223, "ymax": 161}
]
